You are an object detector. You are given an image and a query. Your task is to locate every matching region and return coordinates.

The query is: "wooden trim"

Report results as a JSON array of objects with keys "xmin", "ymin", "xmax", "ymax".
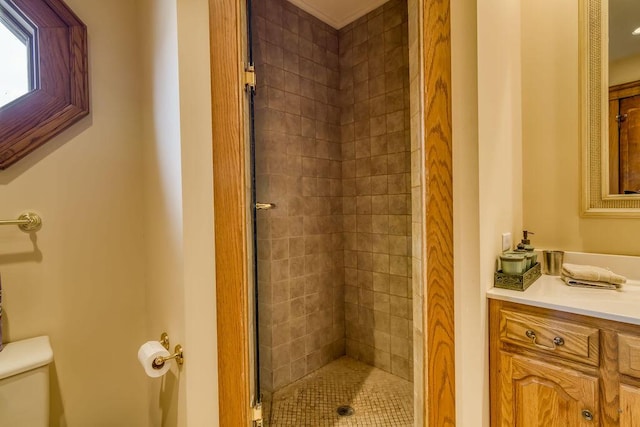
[
  {"xmin": 599, "ymin": 329, "xmax": 620, "ymax": 425},
  {"xmin": 609, "ymin": 98, "xmax": 620, "ymax": 193},
  {"xmin": 489, "ymin": 300, "xmax": 502, "ymax": 426},
  {"xmin": 210, "ymin": 0, "xmax": 251, "ymax": 426},
  {"xmin": 0, "ymin": 0, "xmax": 89, "ymax": 169},
  {"xmin": 423, "ymin": 0, "xmax": 455, "ymax": 425},
  {"xmin": 610, "ymin": 80, "xmax": 640, "ymax": 100}
]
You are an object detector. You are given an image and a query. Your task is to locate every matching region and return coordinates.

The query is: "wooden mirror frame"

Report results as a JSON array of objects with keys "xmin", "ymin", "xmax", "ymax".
[
  {"xmin": 0, "ymin": 0, "xmax": 88, "ymax": 170},
  {"xmin": 580, "ymin": 0, "xmax": 640, "ymax": 217}
]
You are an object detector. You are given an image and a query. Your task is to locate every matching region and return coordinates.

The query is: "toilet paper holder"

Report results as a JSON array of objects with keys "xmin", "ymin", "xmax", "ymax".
[{"xmin": 152, "ymin": 332, "xmax": 184, "ymax": 369}]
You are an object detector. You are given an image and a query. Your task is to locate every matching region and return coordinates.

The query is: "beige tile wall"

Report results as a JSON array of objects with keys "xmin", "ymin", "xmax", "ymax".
[
  {"xmin": 253, "ymin": 0, "xmax": 412, "ymax": 391},
  {"xmin": 253, "ymin": 0, "xmax": 345, "ymax": 391},
  {"xmin": 338, "ymin": 0, "xmax": 413, "ymax": 381},
  {"xmin": 407, "ymin": 0, "xmax": 425, "ymax": 422}
]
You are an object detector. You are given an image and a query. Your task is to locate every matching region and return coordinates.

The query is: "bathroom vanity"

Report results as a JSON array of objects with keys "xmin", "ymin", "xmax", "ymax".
[{"xmin": 488, "ymin": 272, "xmax": 640, "ymax": 426}]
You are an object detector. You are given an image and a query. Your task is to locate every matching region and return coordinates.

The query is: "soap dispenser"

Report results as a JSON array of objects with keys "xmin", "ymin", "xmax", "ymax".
[
  {"xmin": 516, "ymin": 230, "xmax": 537, "ymax": 269},
  {"xmin": 517, "ymin": 230, "xmax": 534, "ymax": 251}
]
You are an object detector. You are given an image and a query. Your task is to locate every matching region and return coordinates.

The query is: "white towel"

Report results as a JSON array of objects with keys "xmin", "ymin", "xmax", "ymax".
[
  {"xmin": 561, "ymin": 263, "xmax": 627, "ymax": 285},
  {"xmin": 562, "ymin": 276, "xmax": 622, "ymax": 290}
]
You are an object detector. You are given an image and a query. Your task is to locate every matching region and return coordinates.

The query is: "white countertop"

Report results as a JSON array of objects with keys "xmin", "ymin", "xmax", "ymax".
[{"xmin": 487, "ymin": 275, "xmax": 640, "ymax": 325}]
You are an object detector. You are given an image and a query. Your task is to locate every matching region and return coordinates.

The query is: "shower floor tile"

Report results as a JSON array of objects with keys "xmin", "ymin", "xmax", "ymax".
[{"xmin": 266, "ymin": 356, "xmax": 413, "ymax": 426}]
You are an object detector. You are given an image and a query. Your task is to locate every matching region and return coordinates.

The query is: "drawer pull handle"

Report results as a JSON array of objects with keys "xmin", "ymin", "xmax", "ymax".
[
  {"xmin": 582, "ymin": 409, "xmax": 593, "ymax": 421},
  {"xmin": 525, "ymin": 330, "xmax": 565, "ymax": 350}
]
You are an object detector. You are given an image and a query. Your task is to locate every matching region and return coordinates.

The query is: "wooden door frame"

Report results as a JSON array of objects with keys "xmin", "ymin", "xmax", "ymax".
[
  {"xmin": 609, "ymin": 80, "xmax": 640, "ymax": 195},
  {"xmin": 210, "ymin": 1, "xmax": 251, "ymax": 426},
  {"xmin": 209, "ymin": 0, "xmax": 454, "ymax": 425},
  {"xmin": 423, "ymin": 0, "xmax": 455, "ymax": 424}
]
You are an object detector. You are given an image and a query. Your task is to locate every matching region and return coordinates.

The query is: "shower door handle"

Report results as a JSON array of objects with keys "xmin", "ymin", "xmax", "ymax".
[{"xmin": 255, "ymin": 202, "xmax": 276, "ymax": 210}]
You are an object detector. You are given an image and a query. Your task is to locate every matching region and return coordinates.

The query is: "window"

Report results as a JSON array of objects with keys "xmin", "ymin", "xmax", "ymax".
[
  {"xmin": 0, "ymin": 14, "xmax": 29, "ymax": 106},
  {"xmin": 0, "ymin": 0, "xmax": 88, "ymax": 169}
]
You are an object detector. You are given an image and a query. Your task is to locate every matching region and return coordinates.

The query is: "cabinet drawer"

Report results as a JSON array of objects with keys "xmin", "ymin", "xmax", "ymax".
[
  {"xmin": 618, "ymin": 334, "xmax": 640, "ymax": 378},
  {"xmin": 499, "ymin": 309, "xmax": 600, "ymax": 366}
]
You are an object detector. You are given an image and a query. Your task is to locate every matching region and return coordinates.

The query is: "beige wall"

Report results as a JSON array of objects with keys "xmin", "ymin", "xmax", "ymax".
[
  {"xmin": 0, "ymin": 0, "xmax": 217, "ymax": 425},
  {"xmin": 141, "ymin": 0, "xmax": 218, "ymax": 425},
  {"xmin": 451, "ymin": 0, "xmax": 482, "ymax": 426},
  {"xmin": 176, "ymin": 0, "xmax": 219, "ymax": 424},
  {"xmin": 522, "ymin": 0, "xmax": 640, "ymax": 256},
  {"xmin": 140, "ymin": 0, "xmax": 186, "ymax": 425},
  {"xmin": 0, "ymin": 0, "xmax": 149, "ymax": 425},
  {"xmin": 474, "ymin": 0, "xmax": 524, "ymax": 426},
  {"xmin": 610, "ymin": 54, "xmax": 640, "ymax": 86}
]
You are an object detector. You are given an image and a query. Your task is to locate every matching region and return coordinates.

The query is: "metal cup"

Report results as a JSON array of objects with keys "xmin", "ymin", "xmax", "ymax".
[{"xmin": 542, "ymin": 250, "xmax": 564, "ymax": 276}]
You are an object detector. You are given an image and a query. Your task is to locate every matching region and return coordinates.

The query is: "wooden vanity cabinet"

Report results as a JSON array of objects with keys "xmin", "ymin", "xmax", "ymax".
[
  {"xmin": 498, "ymin": 352, "xmax": 599, "ymax": 426},
  {"xmin": 617, "ymin": 334, "xmax": 640, "ymax": 426},
  {"xmin": 490, "ymin": 299, "xmax": 640, "ymax": 426},
  {"xmin": 620, "ymin": 384, "xmax": 640, "ymax": 427}
]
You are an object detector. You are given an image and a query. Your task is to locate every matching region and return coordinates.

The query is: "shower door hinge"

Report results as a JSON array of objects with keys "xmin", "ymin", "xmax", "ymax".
[
  {"xmin": 251, "ymin": 402, "xmax": 263, "ymax": 426},
  {"xmin": 244, "ymin": 64, "xmax": 256, "ymax": 92}
]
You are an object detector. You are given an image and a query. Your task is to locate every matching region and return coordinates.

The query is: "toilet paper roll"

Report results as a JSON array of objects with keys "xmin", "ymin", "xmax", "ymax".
[{"xmin": 138, "ymin": 341, "xmax": 171, "ymax": 378}]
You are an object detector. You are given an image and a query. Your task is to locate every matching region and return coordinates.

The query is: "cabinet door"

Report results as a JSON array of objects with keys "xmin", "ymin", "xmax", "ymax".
[
  {"xmin": 499, "ymin": 352, "xmax": 599, "ymax": 426},
  {"xmin": 620, "ymin": 384, "xmax": 640, "ymax": 427}
]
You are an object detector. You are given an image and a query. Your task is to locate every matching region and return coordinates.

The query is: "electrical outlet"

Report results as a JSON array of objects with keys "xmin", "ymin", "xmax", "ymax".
[{"xmin": 502, "ymin": 233, "xmax": 512, "ymax": 252}]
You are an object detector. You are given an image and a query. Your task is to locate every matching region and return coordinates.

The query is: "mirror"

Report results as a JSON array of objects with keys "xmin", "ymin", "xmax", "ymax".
[
  {"xmin": 0, "ymin": 0, "xmax": 88, "ymax": 170},
  {"xmin": 608, "ymin": 0, "xmax": 640, "ymax": 195},
  {"xmin": 581, "ymin": 0, "xmax": 640, "ymax": 216}
]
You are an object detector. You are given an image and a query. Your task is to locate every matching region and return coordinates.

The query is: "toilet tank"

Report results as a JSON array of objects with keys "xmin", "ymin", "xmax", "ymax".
[{"xmin": 0, "ymin": 336, "xmax": 53, "ymax": 427}]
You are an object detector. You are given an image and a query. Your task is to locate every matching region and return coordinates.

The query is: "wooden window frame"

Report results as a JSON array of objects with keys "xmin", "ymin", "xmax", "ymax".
[{"xmin": 0, "ymin": 0, "xmax": 88, "ymax": 169}]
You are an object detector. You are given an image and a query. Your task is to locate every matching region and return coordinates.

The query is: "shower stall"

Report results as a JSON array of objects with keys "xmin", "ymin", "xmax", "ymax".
[{"xmin": 249, "ymin": 0, "xmax": 419, "ymax": 424}]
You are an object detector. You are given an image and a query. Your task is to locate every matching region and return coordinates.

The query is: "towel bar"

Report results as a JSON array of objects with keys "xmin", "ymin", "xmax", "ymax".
[{"xmin": 0, "ymin": 212, "xmax": 42, "ymax": 231}]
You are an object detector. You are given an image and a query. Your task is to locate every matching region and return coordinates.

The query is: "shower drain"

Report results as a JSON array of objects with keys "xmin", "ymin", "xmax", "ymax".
[{"xmin": 336, "ymin": 405, "xmax": 355, "ymax": 417}]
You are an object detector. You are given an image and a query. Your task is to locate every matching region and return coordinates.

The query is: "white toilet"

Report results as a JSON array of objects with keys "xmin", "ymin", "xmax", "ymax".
[{"xmin": 0, "ymin": 336, "xmax": 54, "ymax": 426}]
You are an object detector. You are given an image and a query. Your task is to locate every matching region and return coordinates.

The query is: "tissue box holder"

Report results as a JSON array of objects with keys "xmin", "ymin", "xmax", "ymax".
[{"xmin": 494, "ymin": 262, "xmax": 541, "ymax": 292}]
